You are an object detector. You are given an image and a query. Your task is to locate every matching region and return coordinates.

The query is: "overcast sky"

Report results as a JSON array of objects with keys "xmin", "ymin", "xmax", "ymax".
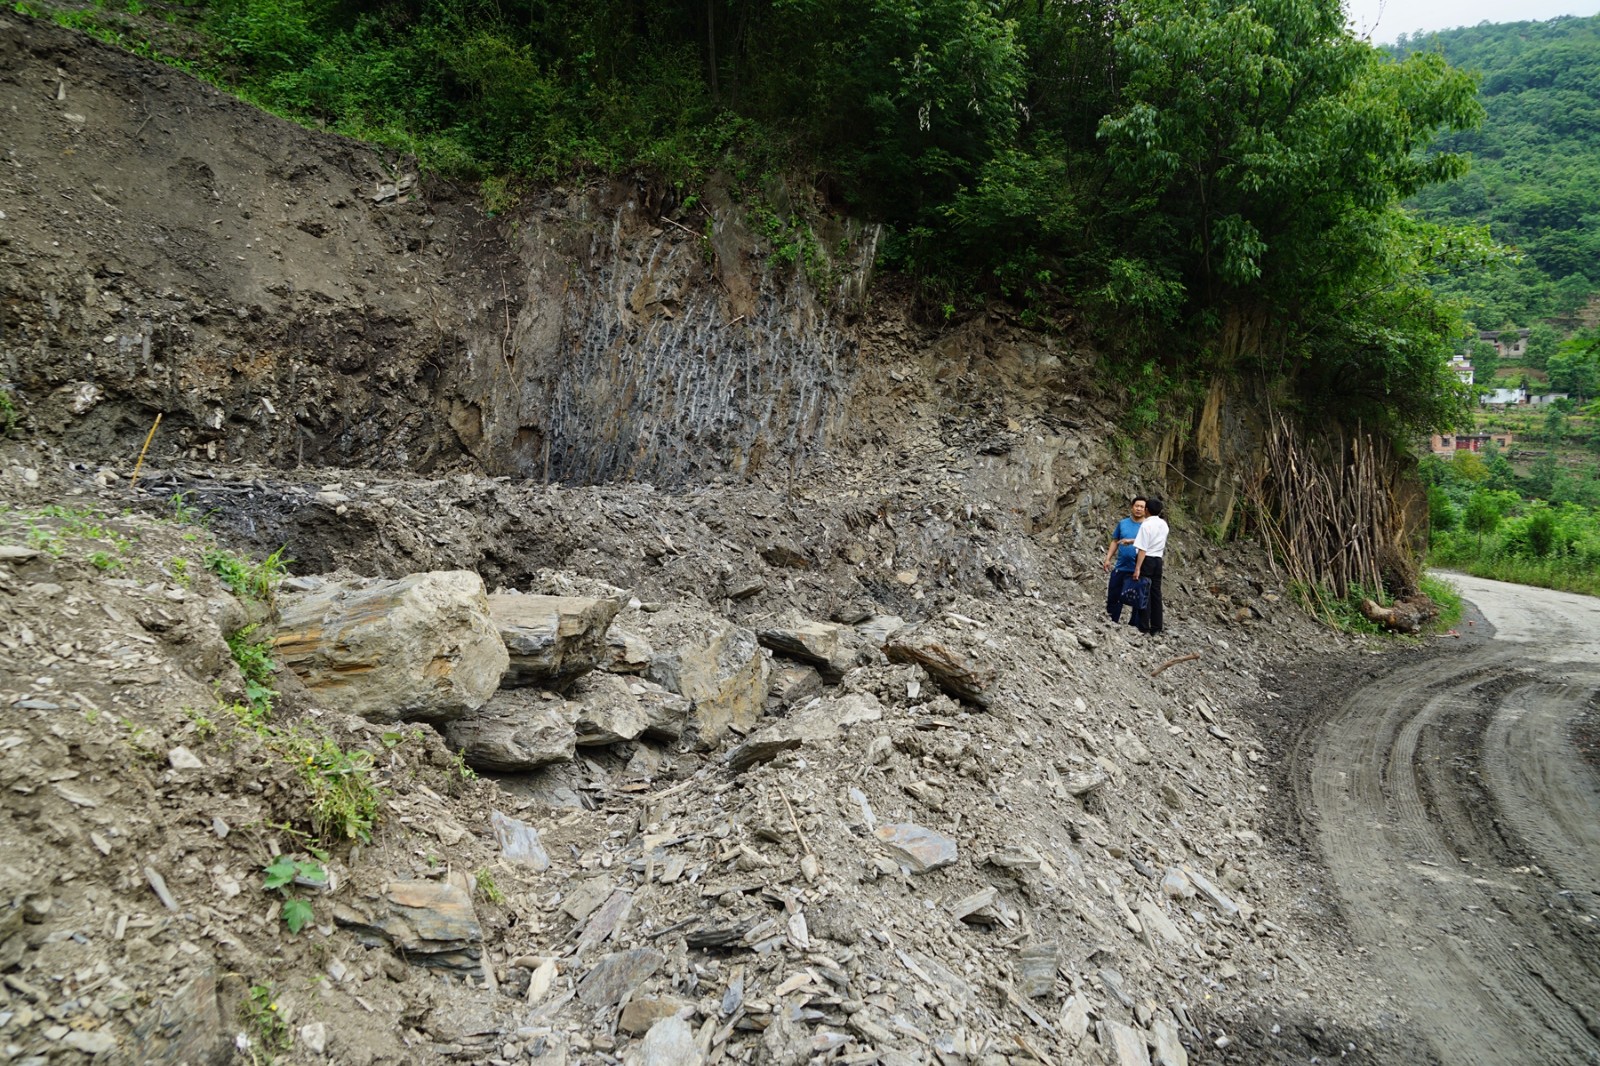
[{"xmin": 1345, "ymin": 0, "xmax": 1599, "ymax": 42}]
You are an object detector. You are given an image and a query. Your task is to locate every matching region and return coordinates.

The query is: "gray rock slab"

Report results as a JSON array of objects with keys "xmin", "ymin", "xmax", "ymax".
[
  {"xmin": 884, "ymin": 624, "xmax": 995, "ymax": 708},
  {"xmin": 1101, "ymin": 1019, "xmax": 1153, "ymax": 1066},
  {"xmin": 569, "ymin": 672, "xmax": 691, "ymax": 745},
  {"xmin": 757, "ymin": 621, "xmax": 856, "ymax": 682},
  {"xmin": 638, "ymin": 607, "xmax": 771, "ymax": 745},
  {"xmin": 1019, "ymin": 942, "xmax": 1057, "ymax": 998},
  {"xmin": 577, "ymin": 947, "xmax": 664, "ymax": 1007},
  {"xmin": 874, "ymin": 823, "xmax": 957, "ymax": 873},
  {"xmin": 627, "ymin": 1015, "xmax": 701, "ymax": 1066},
  {"xmin": 333, "ymin": 880, "xmax": 482, "ymax": 971},
  {"xmin": 1152, "ymin": 1017, "xmax": 1188, "ymax": 1066},
  {"xmin": 442, "ymin": 691, "xmax": 577, "ymax": 771},
  {"xmin": 491, "ymin": 593, "xmax": 620, "ymax": 688},
  {"xmin": 1137, "ymin": 901, "xmax": 1185, "ymax": 946},
  {"xmin": 491, "ymin": 810, "xmax": 551, "ymax": 871}
]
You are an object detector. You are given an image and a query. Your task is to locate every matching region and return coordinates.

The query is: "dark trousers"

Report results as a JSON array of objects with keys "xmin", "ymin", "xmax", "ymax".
[
  {"xmin": 1107, "ymin": 569, "xmax": 1134, "ymax": 622},
  {"xmin": 1136, "ymin": 556, "xmax": 1164, "ymax": 634}
]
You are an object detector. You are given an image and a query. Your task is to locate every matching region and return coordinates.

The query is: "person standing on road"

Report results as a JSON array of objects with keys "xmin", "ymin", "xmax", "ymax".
[
  {"xmin": 1102, "ymin": 496, "xmax": 1147, "ymax": 623},
  {"xmin": 1131, "ymin": 497, "xmax": 1169, "ymax": 635}
]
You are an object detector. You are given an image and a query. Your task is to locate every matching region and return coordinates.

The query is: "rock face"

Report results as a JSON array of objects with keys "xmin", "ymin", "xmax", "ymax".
[
  {"xmin": 441, "ymin": 690, "xmax": 578, "ymax": 771},
  {"xmin": 272, "ymin": 571, "xmax": 508, "ymax": 723},
  {"xmin": 490, "ymin": 594, "xmax": 621, "ymax": 688},
  {"xmin": 637, "ymin": 608, "xmax": 771, "ymax": 745}
]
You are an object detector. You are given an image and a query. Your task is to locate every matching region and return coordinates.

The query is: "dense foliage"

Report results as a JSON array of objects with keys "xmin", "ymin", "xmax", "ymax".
[
  {"xmin": 36, "ymin": 0, "xmax": 1489, "ymax": 435},
  {"xmin": 1395, "ymin": 15, "xmax": 1600, "ymax": 328},
  {"xmin": 1422, "ymin": 446, "xmax": 1600, "ymax": 595}
]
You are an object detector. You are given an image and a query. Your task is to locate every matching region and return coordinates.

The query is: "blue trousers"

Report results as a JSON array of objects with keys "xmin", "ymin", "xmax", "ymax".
[{"xmin": 1107, "ymin": 569, "xmax": 1135, "ymax": 622}]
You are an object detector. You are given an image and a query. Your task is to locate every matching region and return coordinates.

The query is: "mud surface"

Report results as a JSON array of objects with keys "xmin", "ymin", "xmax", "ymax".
[{"xmin": 1283, "ymin": 575, "xmax": 1600, "ymax": 1066}]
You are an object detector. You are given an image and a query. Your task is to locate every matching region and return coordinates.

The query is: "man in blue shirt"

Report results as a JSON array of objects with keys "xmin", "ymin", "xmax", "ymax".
[{"xmin": 1101, "ymin": 496, "xmax": 1146, "ymax": 623}]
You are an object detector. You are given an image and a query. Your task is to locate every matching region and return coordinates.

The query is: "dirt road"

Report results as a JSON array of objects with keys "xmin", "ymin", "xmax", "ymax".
[{"xmin": 1295, "ymin": 574, "xmax": 1600, "ymax": 1064}]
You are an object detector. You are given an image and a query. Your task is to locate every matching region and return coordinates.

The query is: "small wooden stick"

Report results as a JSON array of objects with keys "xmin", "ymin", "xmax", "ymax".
[
  {"xmin": 1150, "ymin": 652, "xmax": 1202, "ymax": 678},
  {"xmin": 129, "ymin": 412, "xmax": 162, "ymax": 489},
  {"xmin": 1013, "ymin": 1033, "xmax": 1061, "ymax": 1066},
  {"xmin": 660, "ymin": 214, "xmax": 699, "ymax": 237},
  {"xmin": 776, "ymin": 786, "xmax": 813, "ymax": 857}
]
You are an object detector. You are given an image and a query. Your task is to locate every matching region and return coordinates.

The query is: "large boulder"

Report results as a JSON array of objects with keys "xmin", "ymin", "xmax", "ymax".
[
  {"xmin": 273, "ymin": 571, "xmax": 507, "ymax": 724},
  {"xmin": 440, "ymin": 690, "xmax": 578, "ymax": 772},
  {"xmin": 635, "ymin": 607, "xmax": 771, "ymax": 746},
  {"xmin": 490, "ymin": 594, "xmax": 621, "ymax": 688}
]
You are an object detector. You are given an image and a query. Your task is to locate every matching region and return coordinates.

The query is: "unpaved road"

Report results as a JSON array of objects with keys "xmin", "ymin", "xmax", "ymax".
[{"xmin": 1296, "ymin": 574, "xmax": 1600, "ymax": 1064}]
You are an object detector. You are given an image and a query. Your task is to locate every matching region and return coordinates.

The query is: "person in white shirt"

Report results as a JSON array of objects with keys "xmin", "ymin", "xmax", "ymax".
[{"xmin": 1131, "ymin": 497, "xmax": 1169, "ymax": 635}]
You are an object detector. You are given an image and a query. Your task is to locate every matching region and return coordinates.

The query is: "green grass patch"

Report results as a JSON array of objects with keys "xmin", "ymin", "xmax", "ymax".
[
  {"xmin": 205, "ymin": 545, "xmax": 290, "ymax": 602},
  {"xmin": 1290, "ymin": 581, "xmax": 1400, "ymax": 636},
  {"xmin": 1419, "ymin": 573, "xmax": 1465, "ymax": 629},
  {"xmin": 226, "ymin": 624, "xmax": 278, "ymax": 716}
]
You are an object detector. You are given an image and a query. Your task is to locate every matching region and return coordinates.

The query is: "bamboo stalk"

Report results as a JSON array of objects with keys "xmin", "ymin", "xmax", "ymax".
[{"xmin": 129, "ymin": 413, "xmax": 162, "ymax": 489}]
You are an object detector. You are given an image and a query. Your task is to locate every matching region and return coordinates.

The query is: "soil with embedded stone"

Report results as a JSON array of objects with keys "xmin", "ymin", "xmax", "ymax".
[{"xmin": 7, "ymin": 13, "xmax": 1598, "ymax": 1066}]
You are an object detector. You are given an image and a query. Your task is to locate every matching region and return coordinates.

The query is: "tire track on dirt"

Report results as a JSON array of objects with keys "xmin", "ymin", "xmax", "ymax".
[{"xmin": 1297, "ymin": 575, "xmax": 1600, "ymax": 1065}]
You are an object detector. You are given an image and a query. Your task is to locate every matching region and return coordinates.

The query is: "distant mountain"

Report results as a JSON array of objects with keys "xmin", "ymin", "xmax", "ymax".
[{"xmin": 1394, "ymin": 15, "xmax": 1600, "ymax": 329}]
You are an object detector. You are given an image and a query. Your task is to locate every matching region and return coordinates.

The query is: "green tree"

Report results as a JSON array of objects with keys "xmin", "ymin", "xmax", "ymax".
[
  {"xmin": 1526, "ymin": 454, "xmax": 1558, "ymax": 499},
  {"xmin": 1470, "ymin": 338, "xmax": 1499, "ymax": 383},
  {"xmin": 1483, "ymin": 442, "xmax": 1518, "ymax": 491},
  {"xmin": 1525, "ymin": 507, "xmax": 1557, "ymax": 556},
  {"xmin": 1463, "ymin": 489, "xmax": 1502, "ymax": 547},
  {"xmin": 1525, "ymin": 323, "xmax": 1560, "ymax": 369},
  {"xmin": 1428, "ymin": 485, "xmax": 1457, "ymax": 532},
  {"xmin": 1451, "ymin": 449, "xmax": 1488, "ymax": 483}
]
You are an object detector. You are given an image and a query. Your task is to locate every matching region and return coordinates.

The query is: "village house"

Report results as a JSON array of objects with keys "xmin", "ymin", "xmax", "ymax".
[
  {"xmin": 1482, "ymin": 327, "xmax": 1531, "ymax": 360},
  {"xmin": 1429, "ymin": 430, "xmax": 1514, "ymax": 457}
]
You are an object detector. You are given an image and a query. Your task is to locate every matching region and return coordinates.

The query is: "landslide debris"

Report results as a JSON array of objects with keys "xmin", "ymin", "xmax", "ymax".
[
  {"xmin": 0, "ymin": 445, "xmax": 1421, "ymax": 1066},
  {"xmin": 1, "ymin": 14, "xmax": 1438, "ymax": 1066}
]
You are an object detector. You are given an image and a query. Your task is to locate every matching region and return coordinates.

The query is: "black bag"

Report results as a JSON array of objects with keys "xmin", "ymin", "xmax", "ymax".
[{"xmin": 1119, "ymin": 577, "xmax": 1150, "ymax": 610}]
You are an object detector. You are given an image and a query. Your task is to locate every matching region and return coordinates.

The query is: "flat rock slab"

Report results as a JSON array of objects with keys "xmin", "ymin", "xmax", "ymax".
[
  {"xmin": 757, "ymin": 621, "xmax": 855, "ymax": 682},
  {"xmin": 134, "ymin": 968, "xmax": 227, "ymax": 1064},
  {"xmin": 1151, "ymin": 1018, "xmax": 1188, "ymax": 1066},
  {"xmin": 577, "ymin": 947, "xmax": 663, "ymax": 1007},
  {"xmin": 884, "ymin": 624, "xmax": 995, "ymax": 708},
  {"xmin": 875, "ymin": 823, "xmax": 958, "ymax": 873},
  {"xmin": 628, "ymin": 1016, "xmax": 701, "ymax": 1066},
  {"xmin": 334, "ymin": 880, "xmax": 482, "ymax": 971},
  {"xmin": 638, "ymin": 607, "xmax": 771, "ymax": 746},
  {"xmin": 1137, "ymin": 901, "xmax": 1185, "ymax": 946},
  {"xmin": 1100, "ymin": 1019, "xmax": 1153, "ymax": 1066},
  {"xmin": 725, "ymin": 692, "xmax": 883, "ymax": 773},
  {"xmin": 1019, "ymin": 942, "xmax": 1057, "ymax": 998},
  {"xmin": 442, "ymin": 689, "xmax": 577, "ymax": 771},
  {"xmin": 619, "ymin": 995, "xmax": 688, "ymax": 1035},
  {"xmin": 490, "ymin": 593, "xmax": 621, "ymax": 688},
  {"xmin": 274, "ymin": 571, "xmax": 507, "ymax": 724},
  {"xmin": 491, "ymin": 810, "xmax": 551, "ymax": 871}
]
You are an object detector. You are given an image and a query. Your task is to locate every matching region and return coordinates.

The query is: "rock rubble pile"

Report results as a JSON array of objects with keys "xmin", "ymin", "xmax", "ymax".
[{"xmin": 0, "ymin": 448, "xmax": 1396, "ymax": 1066}]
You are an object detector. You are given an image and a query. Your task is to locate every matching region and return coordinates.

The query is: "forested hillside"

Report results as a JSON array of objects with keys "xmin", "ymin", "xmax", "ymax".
[
  {"xmin": 1397, "ymin": 14, "xmax": 1600, "ymax": 328},
  {"xmin": 29, "ymin": 0, "xmax": 1486, "ymax": 439}
]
